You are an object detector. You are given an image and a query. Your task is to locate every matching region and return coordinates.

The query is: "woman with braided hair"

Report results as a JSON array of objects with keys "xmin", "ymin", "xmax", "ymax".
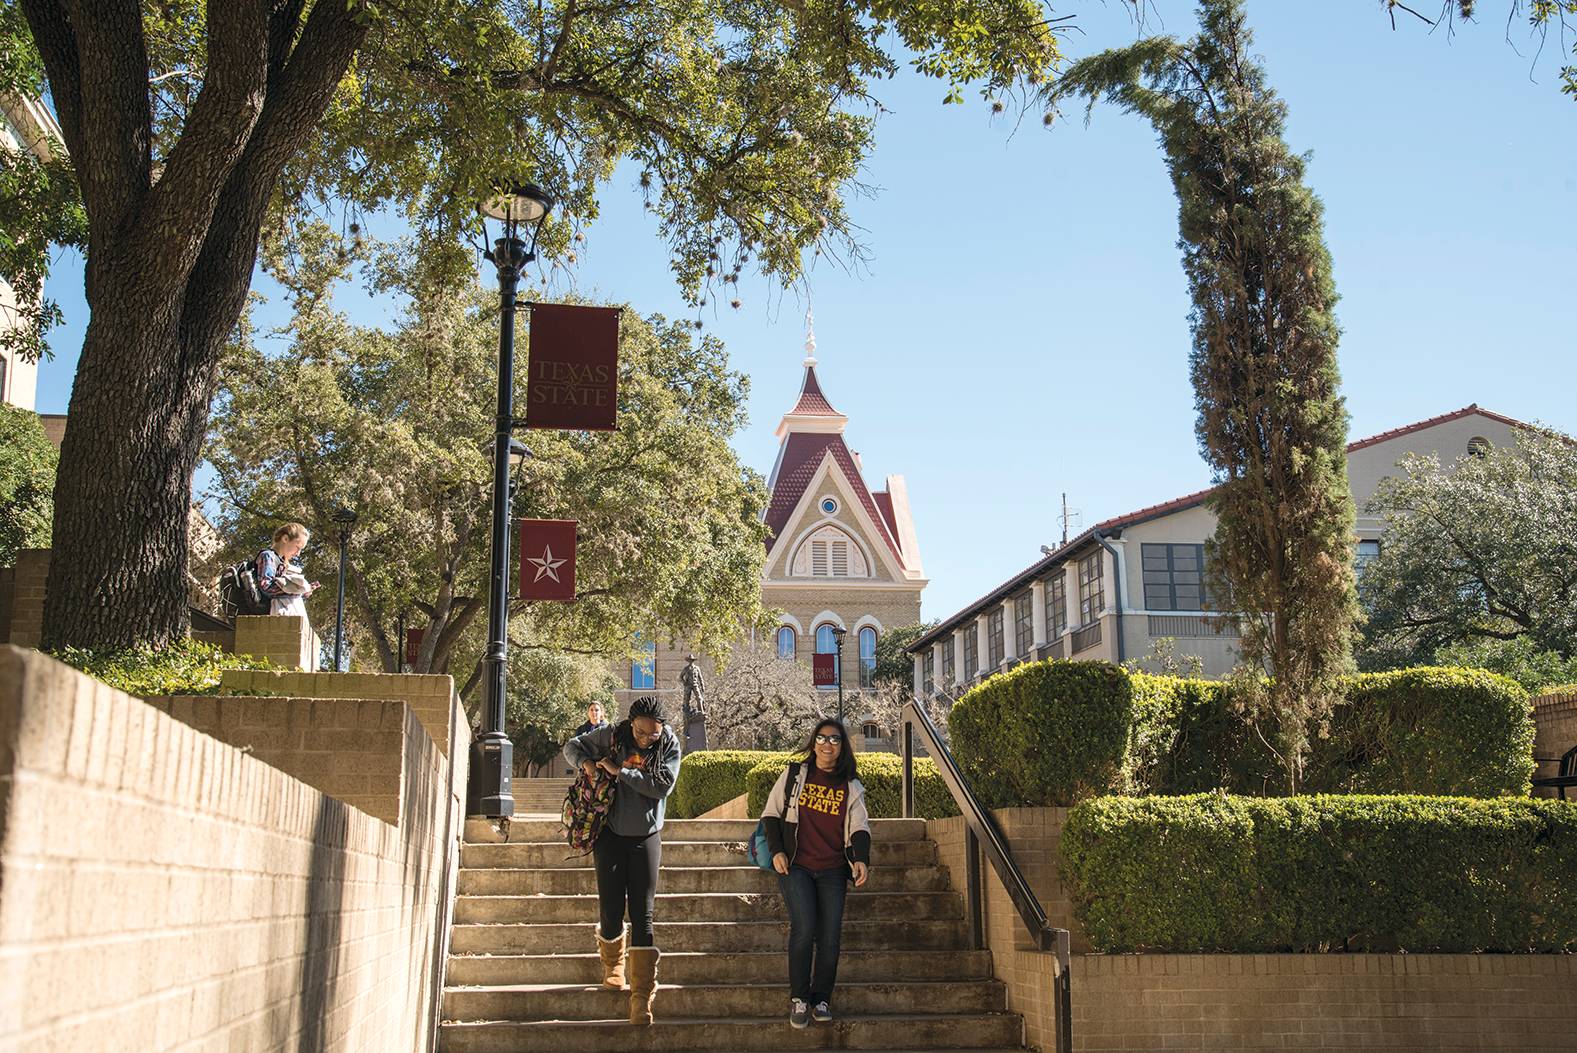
[{"xmin": 563, "ymin": 694, "xmax": 683, "ymax": 1025}]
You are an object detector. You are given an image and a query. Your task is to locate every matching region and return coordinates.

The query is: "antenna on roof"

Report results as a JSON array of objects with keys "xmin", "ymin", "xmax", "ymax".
[
  {"xmin": 1059, "ymin": 493, "xmax": 1081, "ymax": 545},
  {"xmin": 803, "ymin": 305, "xmax": 817, "ymax": 368}
]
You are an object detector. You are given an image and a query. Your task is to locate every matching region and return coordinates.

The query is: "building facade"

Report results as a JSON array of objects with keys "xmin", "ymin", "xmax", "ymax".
[
  {"xmin": 1, "ymin": 93, "xmax": 66, "ymax": 411},
  {"xmin": 908, "ymin": 405, "xmax": 1527, "ymax": 696}
]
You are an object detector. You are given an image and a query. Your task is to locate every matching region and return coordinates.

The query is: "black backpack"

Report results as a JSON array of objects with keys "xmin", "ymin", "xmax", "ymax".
[{"xmin": 221, "ymin": 549, "xmax": 271, "ymax": 617}]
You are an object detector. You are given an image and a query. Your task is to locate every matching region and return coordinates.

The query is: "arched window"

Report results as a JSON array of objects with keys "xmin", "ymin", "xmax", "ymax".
[
  {"xmin": 791, "ymin": 525, "xmax": 869, "ymax": 578},
  {"xmin": 862, "ymin": 722, "xmax": 883, "ymax": 744},
  {"xmin": 814, "ymin": 623, "xmax": 840, "ymax": 691},
  {"xmin": 858, "ymin": 626, "xmax": 878, "ymax": 688},
  {"xmin": 776, "ymin": 625, "xmax": 797, "ymax": 660},
  {"xmin": 631, "ymin": 636, "xmax": 656, "ymax": 690},
  {"xmin": 1468, "ymin": 436, "xmax": 1491, "ymax": 458}
]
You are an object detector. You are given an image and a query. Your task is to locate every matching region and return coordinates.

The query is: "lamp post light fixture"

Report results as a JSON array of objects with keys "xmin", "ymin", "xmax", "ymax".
[
  {"xmin": 471, "ymin": 181, "xmax": 556, "ymax": 820},
  {"xmin": 331, "ymin": 506, "xmax": 357, "ymax": 673},
  {"xmin": 830, "ymin": 625, "xmax": 848, "ymax": 724}
]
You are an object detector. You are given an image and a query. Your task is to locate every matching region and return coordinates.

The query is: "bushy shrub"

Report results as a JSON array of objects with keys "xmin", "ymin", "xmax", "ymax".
[
  {"xmin": 1308, "ymin": 667, "xmax": 1535, "ymax": 797},
  {"xmin": 1125, "ymin": 673, "xmax": 1280, "ymax": 795},
  {"xmin": 948, "ymin": 660, "xmax": 1132, "ymax": 807},
  {"xmin": 744, "ymin": 753, "xmax": 958, "ymax": 819},
  {"xmin": 671, "ymin": 750, "xmax": 794, "ymax": 818},
  {"xmin": 53, "ymin": 638, "xmax": 277, "ymax": 697},
  {"xmin": 1061, "ymin": 793, "xmax": 1577, "ymax": 953}
]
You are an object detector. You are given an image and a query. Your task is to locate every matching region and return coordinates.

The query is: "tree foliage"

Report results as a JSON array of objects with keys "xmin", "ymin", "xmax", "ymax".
[
  {"xmin": 1050, "ymin": 0, "xmax": 1359, "ymax": 791},
  {"xmin": 872, "ymin": 620, "xmax": 937, "ymax": 689},
  {"xmin": 206, "ymin": 232, "xmax": 769, "ymax": 700},
  {"xmin": 0, "ymin": 403, "xmax": 57, "ymax": 564},
  {"xmin": 1358, "ymin": 427, "xmax": 1577, "ymax": 672},
  {"xmin": 704, "ymin": 641, "xmax": 829, "ymax": 750},
  {"xmin": 1380, "ymin": 1, "xmax": 1577, "ymax": 101}
]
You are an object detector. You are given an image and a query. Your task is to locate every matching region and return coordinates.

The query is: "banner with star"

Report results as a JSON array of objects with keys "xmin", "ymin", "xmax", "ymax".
[{"xmin": 518, "ymin": 518, "xmax": 577, "ymax": 601}]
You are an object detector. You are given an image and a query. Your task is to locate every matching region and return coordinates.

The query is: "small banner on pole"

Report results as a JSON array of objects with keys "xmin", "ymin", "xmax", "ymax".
[
  {"xmin": 525, "ymin": 303, "xmax": 620, "ymax": 431},
  {"xmin": 519, "ymin": 518, "xmax": 578, "ymax": 601},
  {"xmin": 405, "ymin": 627, "xmax": 425, "ymax": 666},
  {"xmin": 812, "ymin": 653, "xmax": 838, "ymax": 688}
]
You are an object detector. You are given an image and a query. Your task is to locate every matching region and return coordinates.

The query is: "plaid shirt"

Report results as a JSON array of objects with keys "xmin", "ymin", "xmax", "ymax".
[{"xmin": 255, "ymin": 549, "xmax": 301, "ymax": 600}]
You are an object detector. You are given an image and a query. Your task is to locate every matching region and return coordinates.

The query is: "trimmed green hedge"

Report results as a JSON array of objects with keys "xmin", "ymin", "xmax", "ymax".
[
  {"xmin": 1061, "ymin": 794, "xmax": 1577, "ymax": 953},
  {"xmin": 949, "ymin": 660, "xmax": 1133, "ymax": 807},
  {"xmin": 53, "ymin": 639, "xmax": 277, "ymax": 697},
  {"xmin": 744, "ymin": 753, "xmax": 960, "ymax": 819},
  {"xmin": 670, "ymin": 750, "xmax": 794, "ymax": 819},
  {"xmin": 953, "ymin": 660, "xmax": 1535, "ymax": 804}
]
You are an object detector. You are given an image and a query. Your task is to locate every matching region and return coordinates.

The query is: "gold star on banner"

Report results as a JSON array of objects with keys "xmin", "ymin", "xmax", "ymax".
[{"xmin": 527, "ymin": 545, "xmax": 567, "ymax": 583}]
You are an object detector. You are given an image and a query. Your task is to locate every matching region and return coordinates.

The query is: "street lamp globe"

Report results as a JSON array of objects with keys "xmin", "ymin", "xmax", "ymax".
[{"xmin": 481, "ymin": 181, "xmax": 555, "ymax": 225}]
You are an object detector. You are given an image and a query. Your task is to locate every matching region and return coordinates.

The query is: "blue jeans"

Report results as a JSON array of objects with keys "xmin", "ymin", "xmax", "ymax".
[{"xmin": 779, "ymin": 864, "xmax": 849, "ymax": 1003}]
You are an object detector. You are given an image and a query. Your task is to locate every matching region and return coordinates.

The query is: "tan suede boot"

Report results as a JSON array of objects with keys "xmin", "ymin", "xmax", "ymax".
[
  {"xmin": 597, "ymin": 931, "xmax": 627, "ymax": 989},
  {"xmin": 627, "ymin": 945, "xmax": 660, "ymax": 1025}
]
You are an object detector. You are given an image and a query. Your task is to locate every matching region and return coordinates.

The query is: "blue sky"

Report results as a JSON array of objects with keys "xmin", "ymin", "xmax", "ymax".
[{"xmin": 32, "ymin": 2, "xmax": 1577, "ymax": 623}]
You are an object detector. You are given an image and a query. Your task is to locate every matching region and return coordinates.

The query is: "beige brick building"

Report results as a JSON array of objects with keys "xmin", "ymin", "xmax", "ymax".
[
  {"xmin": 1, "ymin": 93, "xmax": 65, "ymax": 411},
  {"xmin": 615, "ymin": 326, "xmax": 926, "ymax": 748}
]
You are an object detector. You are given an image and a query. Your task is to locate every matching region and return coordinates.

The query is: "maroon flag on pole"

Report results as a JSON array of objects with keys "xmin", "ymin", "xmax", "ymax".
[
  {"xmin": 812, "ymin": 653, "xmax": 837, "ymax": 688},
  {"xmin": 518, "ymin": 518, "xmax": 577, "ymax": 601},
  {"xmin": 525, "ymin": 303, "xmax": 620, "ymax": 431},
  {"xmin": 405, "ymin": 627, "xmax": 425, "ymax": 665}
]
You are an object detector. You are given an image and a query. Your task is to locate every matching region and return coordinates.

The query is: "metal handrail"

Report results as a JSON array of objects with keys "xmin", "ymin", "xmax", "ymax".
[{"xmin": 900, "ymin": 699, "xmax": 1072, "ymax": 1053}]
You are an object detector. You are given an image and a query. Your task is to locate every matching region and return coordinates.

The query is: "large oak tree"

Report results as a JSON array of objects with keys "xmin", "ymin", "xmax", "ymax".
[{"xmin": 19, "ymin": 0, "xmax": 1061, "ymax": 650}]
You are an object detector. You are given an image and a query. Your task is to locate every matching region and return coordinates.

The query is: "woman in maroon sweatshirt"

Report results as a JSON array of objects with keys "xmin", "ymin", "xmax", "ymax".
[{"xmin": 760, "ymin": 718, "xmax": 872, "ymax": 1029}]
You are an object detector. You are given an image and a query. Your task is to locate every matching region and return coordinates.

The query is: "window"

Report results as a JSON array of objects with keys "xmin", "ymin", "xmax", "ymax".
[
  {"xmin": 815, "ymin": 623, "xmax": 840, "ymax": 690},
  {"xmin": 1014, "ymin": 592, "xmax": 1034, "ymax": 656},
  {"xmin": 923, "ymin": 651, "xmax": 935, "ymax": 696},
  {"xmin": 631, "ymin": 637, "xmax": 656, "ymax": 690},
  {"xmin": 1078, "ymin": 553, "xmax": 1104, "ymax": 627},
  {"xmin": 1356, "ymin": 538, "xmax": 1381, "ymax": 578},
  {"xmin": 1046, "ymin": 575, "xmax": 1067, "ymax": 639},
  {"xmin": 941, "ymin": 638, "xmax": 955, "ymax": 684},
  {"xmin": 862, "ymin": 722, "xmax": 883, "ymax": 744},
  {"xmin": 1467, "ymin": 436, "xmax": 1490, "ymax": 458},
  {"xmin": 1141, "ymin": 543, "xmax": 1207, "ymax": 611},
  {"xmin": 962, "ymin": 627, "xmax": 978, "ymax": 680},
  {"xmin": 791, "ymin": 525, "xmax": 868, "ymax": 577},
  {"xmin": 821, "ymin": 496, "xmax": 840, "ymax": 515},
  {"xmin": 858, "ymin": 626, "xmax": 878, "ymax": 688},
  {"xmin": 987, "ymin": 609, "xmax": 1004, "ymax": 669},
  {"xmin": 776, "ymin": 625, "xmax": 797, "ymax": 660}
]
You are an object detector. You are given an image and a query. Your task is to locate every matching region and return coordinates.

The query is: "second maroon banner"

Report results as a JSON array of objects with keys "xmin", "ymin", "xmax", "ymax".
[
  {"xmin": 525, "ymin": 303, "xmax": 620, "ymax": 431},
  {"xmin": 812, "ymin": 652, "xmax": 838, "ymax": 688},
  {"xmin": 519, "ymin": 518, "xmax": 577, "ymax": 601}
]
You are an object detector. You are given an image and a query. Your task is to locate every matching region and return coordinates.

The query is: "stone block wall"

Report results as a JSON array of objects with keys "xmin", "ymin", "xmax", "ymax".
[
  {"xmin": 1532, "ymin": 689, "xmax": 1577, "ymax": 797},
  {"xmin": 233, "ymin": 614, "xmax": 319, "ymax": 672},
  {"xmin": 0, "ymin": 646, "xmax": 468, "ymax": 1052},
  {"xmin": 220, "ymin": 669, "xmax": 459, "ymax": 758},
  {"xmin": 1, "ymin": 549, "xmax": 48, "ymax": 648}
]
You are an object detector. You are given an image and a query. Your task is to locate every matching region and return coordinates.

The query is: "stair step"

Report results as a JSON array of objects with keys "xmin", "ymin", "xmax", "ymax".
[
  {"xmin": 466, "ymin": 817, "xmax": 931, "ymax": 844},
  {"xmin": 457, "ymin": 864, "xmax": 949, "ymax": 896},
  {"xmin": 443, "ymin": 950, "xmax": 995, "ymax": 988},
  {"xmin": 450, "ymin": 920, "xmax": 968, "ymax": 955},
  {"xmin": 443, "ymin": 980, "xmax": 1007, "ymax": 1022},
  {"xmin": 453, "ymin": 890, "xmax": 962, "ymax": 925},
  {"xmin": 437, "ymin": 1013, "xmax": 1024, "ymax": 1052},
  {"xmin": 461, "ymin": 839, "xmax": 936, "ymax": 870}
]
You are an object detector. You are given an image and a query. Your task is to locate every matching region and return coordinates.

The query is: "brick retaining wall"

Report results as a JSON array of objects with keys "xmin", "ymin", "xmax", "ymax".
[{"xmin": 1533, "ymin": 690, "xmax": 1577, "ymax": 797}]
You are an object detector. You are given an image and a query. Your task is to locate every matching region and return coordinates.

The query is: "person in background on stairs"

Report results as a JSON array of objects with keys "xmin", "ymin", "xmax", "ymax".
[
  {"xmin": 760, "ymin": 718, "xmax": 871, "ymax": 1030},
  {"xmin": 566, "ymin": 700, "xmax": 610, "ymax": 775},
  {"xmin": 563, "ymin": 695, "xmax": 683, "ymax": 1026}
]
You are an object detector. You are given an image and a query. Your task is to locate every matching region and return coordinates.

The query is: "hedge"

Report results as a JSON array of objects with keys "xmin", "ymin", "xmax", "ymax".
[
  {"xmin": 670, "ymin": 750, "xmax": 794, "ymax": 819},
  {"xmin": 53, "ymin": 639, "xmax": 277, "ymax": 697},
  {"xmin": 953, "ymin": 659, "xmax": 1535, "ymax": 804},
  {"xmin": 1060, "ymin": 794, "xmax": 1577, "ymax": 953},
  {"xmin": 744, "ymin": 753, "xmax": 960, "ymax": 819},
  {"xmin": 949, "ymin": 660, "xmax": 1133, "ymax": 807}
]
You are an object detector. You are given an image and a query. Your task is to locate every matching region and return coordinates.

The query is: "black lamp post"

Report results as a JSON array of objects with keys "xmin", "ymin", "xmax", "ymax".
[
  {"xmin": 331, "ymin": 506, "xmax": 357, "ymax": 672},
  {"xmin": 831, "ymin": 625, "xmax": 847, "ymax": 724},
  {"xmin": 470, "ymin": 181, "xmax": 555, "ymax": 820}
]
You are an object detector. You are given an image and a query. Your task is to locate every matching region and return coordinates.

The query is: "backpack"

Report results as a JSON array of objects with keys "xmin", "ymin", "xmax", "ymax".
[
  {"xmin": 747, "ymin": 761, "xmax": 802, "ymax": 871},
  {"xmin": 220, "ymin": 549, "xmax": 271, "ymax": 617},
  {"xmin": 562, "ymin": 766, "xmax": 617, "ymax": 855}
]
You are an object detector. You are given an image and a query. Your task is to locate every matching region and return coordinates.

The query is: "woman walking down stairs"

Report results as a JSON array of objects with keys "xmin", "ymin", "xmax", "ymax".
[{"xmin": 439, "ymin": 817, "xmax": 1030, "ymax": 1052}]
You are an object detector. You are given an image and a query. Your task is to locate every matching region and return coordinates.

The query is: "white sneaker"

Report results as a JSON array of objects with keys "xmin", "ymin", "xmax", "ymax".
[
  {"xmin": 789, "ymin": 998, "xmax": 810, "ymax": 1029},
  {"xmin": 812, "ymin": 1000, "xmax": 833, "ymax": 1023}
]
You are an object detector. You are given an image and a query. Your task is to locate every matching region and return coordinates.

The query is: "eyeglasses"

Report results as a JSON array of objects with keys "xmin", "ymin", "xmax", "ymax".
[{"xmin": 814, "ymin": 734, "xmax": 842, "ymax": 745}]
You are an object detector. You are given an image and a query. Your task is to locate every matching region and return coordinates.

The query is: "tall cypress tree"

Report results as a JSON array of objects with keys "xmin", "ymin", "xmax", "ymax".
[{"xmin": 1051, "ymin": 0, "xmax": 1358, "ymax": 791}]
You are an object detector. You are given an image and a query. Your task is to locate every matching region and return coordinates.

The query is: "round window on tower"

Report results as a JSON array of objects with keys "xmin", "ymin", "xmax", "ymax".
[{"xmin": 821, "ymin": 497, "xmax": 839, "ymax": 515}]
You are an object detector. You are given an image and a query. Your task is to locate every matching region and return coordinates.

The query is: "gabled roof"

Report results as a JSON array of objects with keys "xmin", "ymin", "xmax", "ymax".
[
  {"xmin": 765, "ymin": 433, "xmax": 904, "ymax": 566},
  {"xmin": 908, "ymin": 405, "xmax": 1534, "ymax": 653}
]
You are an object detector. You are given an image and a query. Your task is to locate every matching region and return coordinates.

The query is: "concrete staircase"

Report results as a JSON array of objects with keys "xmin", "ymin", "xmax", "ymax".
[
  {"xmin": 440, "ymin": 817, "xmax": 1028, "ymax": 1052},
  {"xmin": 512, "ymin": 776, "xmax": 573, "ymax": 816}
]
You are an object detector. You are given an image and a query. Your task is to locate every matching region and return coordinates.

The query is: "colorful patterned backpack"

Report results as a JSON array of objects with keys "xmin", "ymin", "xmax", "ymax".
[{"xmin": 562, "ymin": 766, "xmax": 616, "ymax": 854}]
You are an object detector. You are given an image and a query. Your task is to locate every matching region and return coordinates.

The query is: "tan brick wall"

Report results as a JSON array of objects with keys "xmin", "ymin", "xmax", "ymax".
[
  {"xmin": 219, "ymin": 669, "xmax": 458, "ymax": 759},
  {"xmin": 233, "ymin": 614, "xmax": 319, "ymax": 672},
  {"xmin": 2, "ymin": 549, "xmax": 48, "ymax": 648},
  {"xmin": 1532, "ymin": 690, "xmax": 1577, "ymax": 798},
  {"xmin": 1071, "ymin": 953, "xmax": 1577, "ymax": 1052},
  {"xmin": 144, "ymin": 695, "xmax": 409, "ymax": 825},
  {"xmin": 0, "ymin": 566, "xmax": 12, "ymax": 646},
  {"xmin": 929, "ymin": 807, "xmax": 1577, "ymax": 1053},
  {"xmin": 0, "ymin": 645, "xmax": 468, "ymax": 1053}
]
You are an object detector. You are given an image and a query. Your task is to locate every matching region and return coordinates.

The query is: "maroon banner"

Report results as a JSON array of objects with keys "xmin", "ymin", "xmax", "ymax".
[
  {"xmin": 812, "ymin": 652, "xmax": 838, "ymax": 688},
  {"xmin": 519, "ymin": 518, "xmax": 577, "ymax": 602},
  {"xmin": 405, "ymin": 627, "xmax": 425, "ymax": 665},
  {"xmin": 525, "ymin": 303, "xmax": 620, "ymax": 431}
]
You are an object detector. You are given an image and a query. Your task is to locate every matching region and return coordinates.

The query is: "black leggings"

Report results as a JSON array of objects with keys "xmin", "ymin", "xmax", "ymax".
[{"xmin": 594, "ymin": 829, "xmax": 662, "ymax": 946}]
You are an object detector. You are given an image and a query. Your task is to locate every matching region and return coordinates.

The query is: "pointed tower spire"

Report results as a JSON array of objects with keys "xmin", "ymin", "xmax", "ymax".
[{"xmin": 803, "ymin": 305, "xmax": 818, "ymax": 367}]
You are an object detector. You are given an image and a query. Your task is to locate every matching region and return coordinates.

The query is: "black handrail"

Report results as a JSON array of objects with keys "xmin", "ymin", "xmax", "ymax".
[{"xmin": 900, "ymin": 699, "xmax": 1072, "ymax": 1053}]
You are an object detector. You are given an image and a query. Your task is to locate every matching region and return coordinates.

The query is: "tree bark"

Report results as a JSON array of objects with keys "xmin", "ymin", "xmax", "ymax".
[{"xmin": 24, "ymin": 0, "xmax": 370, "ymax": 650}]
